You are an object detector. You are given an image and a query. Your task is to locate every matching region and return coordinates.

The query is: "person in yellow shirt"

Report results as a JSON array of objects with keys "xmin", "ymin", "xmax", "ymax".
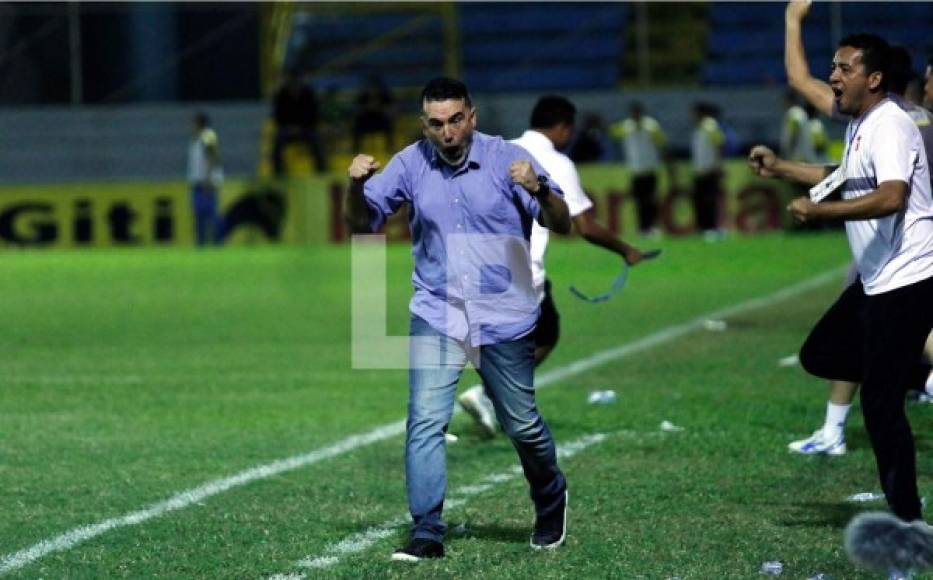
[
  {"xmin": 611, "ymin": 102, "xmax": 667, "ymax": 235},
  {"xmin": 690, "ymin": 102, "xmax": 725, "ymax": 239}
]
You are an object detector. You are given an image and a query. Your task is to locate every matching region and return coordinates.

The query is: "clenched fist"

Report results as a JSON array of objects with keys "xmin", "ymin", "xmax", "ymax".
[
  {"xmin": 348, "ymin": 154, "xmax": 380, "ymax": 182},
  {"xmin": 787, "ymin": 196, "xmax": 818, "ymax": 223},
  {"xmin": 785, "ymin": 0, "xmax": 812, "ymax": 24},
  {"xmin": 748, "ymin": 145, "xmax": 780, "ymax": 178},
  {"xmin": 509, "ymin": 160, "xmax": 541, "ymax": 194}
]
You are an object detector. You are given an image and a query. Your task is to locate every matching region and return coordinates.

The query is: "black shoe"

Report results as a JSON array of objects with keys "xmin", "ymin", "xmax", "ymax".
[
  {"xmin": 391, "ymin": 538, "xmax": 444, "ymax": 562},
  {"xmin": 531, "ymin": 490, "xmax": 568, "ymax": 550}
]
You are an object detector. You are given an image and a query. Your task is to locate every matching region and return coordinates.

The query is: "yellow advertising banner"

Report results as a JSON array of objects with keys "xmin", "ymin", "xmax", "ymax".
[
  {"xmin": 0, "ymin": 178, "xmax": 333, "ymax": 248},
  {"xmin": 0, "ymin": 161, "xmax": 803, "ymax": 249}
]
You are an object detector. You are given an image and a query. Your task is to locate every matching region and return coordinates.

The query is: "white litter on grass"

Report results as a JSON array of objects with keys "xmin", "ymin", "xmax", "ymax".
[
  {"xmin": 760, "ymin": 560, "xmax": 783, "ymax": 575},
  {"xmin": 806, "ymin": 574, "xmax": 831, "ymax": 580},
  {"xmin": 0, "ymin": 267, "xmax": 849, "ymax": 576},
  {"xmin": 778, "ymin": 354, "xmax": 799, "ymax": 367},
  {"xmin": 703, "ymin": 319, "xmax": 728, "ymax": 332},
  {"xmin": 444, "ymin": 433, "xmax": 459, "ymax": 443},
  {"xmin": 660, "ymin": 420, "xmax": 684, "ymax": 433},
  {"xmin": 846, "ymin": 492, "xmax": 885, "ymax": 503},
  {"xmin": 587, "ymin": 390, "xmax": 617, "ymax": 404}
]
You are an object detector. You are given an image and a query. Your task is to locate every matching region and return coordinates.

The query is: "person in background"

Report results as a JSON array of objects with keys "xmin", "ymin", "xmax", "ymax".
[
  {"xmin": 690, "ymin": 102, "xmax": 725, "ymax": 240},
  {"xmin": 780, "ymin": 90, "xmax": 811, "ymax": 162},
  {"xmin": 188, "ymin": 111, "xmax": 223, "ymax": 246},
  {"xmin": 611, "ymin": 101, "xmax": 667, "ymax": 236},
  {"xmin": 272, "ymin": 71, "xmax": 327, "ymax": 176},
  {"xmin": 459, "ymin": 95, "xmax": 649, "ymax": 435},
  {"xmin": 568, "ymin": 113, "xmax": 611, "ymax": 164},
  {"xmin": 352, "ymin": 74, "xmax": 395, "ymax": 154},
  {"xmin": 805, "ymin": 103, "xmax": 829, "ymax": 164}
]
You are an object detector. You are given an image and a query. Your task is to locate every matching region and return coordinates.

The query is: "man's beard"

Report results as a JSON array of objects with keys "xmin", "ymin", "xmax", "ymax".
[{"xmin": 434, "ymin": 140, "xmax": 471, "ymax": 166}]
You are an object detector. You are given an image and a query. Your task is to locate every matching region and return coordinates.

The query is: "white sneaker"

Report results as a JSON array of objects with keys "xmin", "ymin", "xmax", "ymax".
[
  {"xmin": 788, "ymin": 429, "xmax": 846, "ymax": 456},
  {"xmin": 458, "ymin": 385, "xmax": 497, "ymax": 436}
]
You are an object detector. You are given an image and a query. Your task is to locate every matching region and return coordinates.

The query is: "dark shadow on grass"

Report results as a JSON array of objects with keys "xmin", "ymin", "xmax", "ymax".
[
  {"xmin": 447, "ymin": 522, "xmax": 528, "ymax": 544},
  {"xmin": 778, "ymin": 501, "xmax": 864, "ymax": 528}
]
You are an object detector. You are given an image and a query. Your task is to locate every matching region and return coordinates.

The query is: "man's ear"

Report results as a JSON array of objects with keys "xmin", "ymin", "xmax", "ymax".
[{"xmin": 868, "ymin": 71, "xmax": 884, "ymax": 92}]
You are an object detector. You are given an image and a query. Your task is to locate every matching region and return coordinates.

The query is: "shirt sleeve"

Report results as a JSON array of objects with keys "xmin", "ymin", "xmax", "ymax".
[
  {"xmin": 553, "ymin": 158, "xmax": 593, "ymax": 218},
  {"xmin": 362, "ymin": 153, "xmax": 411, "ymax": 231},
  {"xmin": 872, "ymin": 115, "xmax": 920, "ymax": 185}
]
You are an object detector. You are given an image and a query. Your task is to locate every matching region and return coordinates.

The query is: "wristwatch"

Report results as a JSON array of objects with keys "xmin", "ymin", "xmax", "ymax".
[{"xmin": 534, "ymin": 175, "xmax": 550, "ymax": 198}]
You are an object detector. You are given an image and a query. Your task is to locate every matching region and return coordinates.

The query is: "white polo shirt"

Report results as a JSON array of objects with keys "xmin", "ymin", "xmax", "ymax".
[
  {"xmin": 511, "ymin": 130, "xmax": 594, "ymax": 302},
  {"xmin": 188, "ymin": 128, "xmax": 223, "ymax": 185},
  {"xmin": 841, "ymin": 98, "xmax": 933, "ymax": 295}
]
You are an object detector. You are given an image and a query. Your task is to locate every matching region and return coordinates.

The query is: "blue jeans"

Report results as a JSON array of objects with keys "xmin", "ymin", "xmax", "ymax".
[
  {"xmin": 191, "ymin": 184, "xmax": 221, "ymax": 245},
  {"xmin": 406, "ymin": 316, "xmax": 567, "ymax": 542}
]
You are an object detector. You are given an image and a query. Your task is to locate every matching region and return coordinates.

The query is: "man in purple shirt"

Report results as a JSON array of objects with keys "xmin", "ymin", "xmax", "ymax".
[{"xmin": 345, "ymin": 78, "xmax": 572, "ymax": 561}]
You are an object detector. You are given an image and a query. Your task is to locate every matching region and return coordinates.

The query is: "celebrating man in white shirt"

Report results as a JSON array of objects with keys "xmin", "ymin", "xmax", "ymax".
[
  {"xmin": 459, "ymin": 95, "xmax": 651, "ymax": 435},
  {"xmin": 749, "ymin": 33, "xmax": 933, "ymax": 527}
]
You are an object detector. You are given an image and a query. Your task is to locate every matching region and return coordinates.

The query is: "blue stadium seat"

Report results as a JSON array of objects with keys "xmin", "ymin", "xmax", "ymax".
[
  {"xmin": 463, "ymin": 37, "xmax": 620, "ymax": 64},
  {"xmin": 465, "ymin": 64, "xmax": 618, "ymax": 92},
  {"xmin": 459, "ymin": 3, "xmax": 626, "ymax": 36}
]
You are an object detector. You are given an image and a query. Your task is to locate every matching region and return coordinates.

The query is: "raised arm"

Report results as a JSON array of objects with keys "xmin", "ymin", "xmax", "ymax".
[
  {"xmin": 345, "ymin": 154, "xmax": 381, "ymax": 233},
  {"xmin": 508, "ymin": 160, "xmax": 571, "ymax": 234},
  {"xmin": 748, "ymin": 144, "xmax": 834, "ymax": 185},
  {"xmin": 785, "ymin": 0, "xmax": 834, "ymax": 116}
]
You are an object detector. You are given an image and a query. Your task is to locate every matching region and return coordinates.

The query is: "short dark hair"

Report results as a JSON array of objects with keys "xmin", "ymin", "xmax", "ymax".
[
  {"xmin": 838, "ymin": 33, "xmax": 890, "ymax": 90},
  {"xmin": 886, "ymin": 45, "xmax": 914, "ymax": 96},
  {"xmin": 421, "ymin": 77, "xmax": 472, "ymax": 108},
  {"xmin": 530, "ymin": 95, "xmax": 576, "ymax": 129},
  {"xmin": 194, "ymin": 111, "xmax": 210, "ymax": 127}
]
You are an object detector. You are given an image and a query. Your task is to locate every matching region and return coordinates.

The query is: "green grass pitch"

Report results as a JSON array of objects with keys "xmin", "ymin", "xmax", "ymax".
[{"xmin": 3, "ymin": 231, "xmax": 930, "ymax": 579}]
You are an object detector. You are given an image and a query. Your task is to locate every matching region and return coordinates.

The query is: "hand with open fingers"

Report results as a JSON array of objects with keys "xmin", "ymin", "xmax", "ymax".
[
  {"xmin": 788, "ymin": 196, "xmax": 818, "ymax": 223},
  {"xmin": 509, "ymin": 160, "xmax": 539, "ymax": 194},
  {"xmin": 786, "ymin": 0, "xmax": 812, "ymax": 23},
  {"xmin": 748, "ymin": 145, "xmax": 779, "ymax": 178},
  {"xmin": 348, "ymin": 154, "xmax": 380, "ymax": 182}
]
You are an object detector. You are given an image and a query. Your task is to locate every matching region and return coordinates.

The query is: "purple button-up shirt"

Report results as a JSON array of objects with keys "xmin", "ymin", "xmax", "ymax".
[{"xmin": 363, "ymin": 131, "xmax": 563, "ymax": 346}]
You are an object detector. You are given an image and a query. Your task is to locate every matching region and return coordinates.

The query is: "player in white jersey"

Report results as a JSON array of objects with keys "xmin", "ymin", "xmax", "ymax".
[
  {"xmin": 750, "ymin": 33, "xmax": 933, "ymax": 528},
  {"xmin": 459, "ymin": 96, "xmax": 650, "ymax": 435},
  {"xmin": 188, "ymin": 112, "xmax": 223, "ymax": 245},
  {"xmin": 784, "ymin": 0, "xmax": 933, "ymax": 456}
]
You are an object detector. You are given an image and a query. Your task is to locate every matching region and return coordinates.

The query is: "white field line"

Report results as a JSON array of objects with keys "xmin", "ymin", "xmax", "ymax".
[
  {"xmin": 0, "ymin": 266, "xmax": 845, "ymax": 576},
  {"xmin": 280, "ymin": 433, "xmax": 610, "ymax": 577}
]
